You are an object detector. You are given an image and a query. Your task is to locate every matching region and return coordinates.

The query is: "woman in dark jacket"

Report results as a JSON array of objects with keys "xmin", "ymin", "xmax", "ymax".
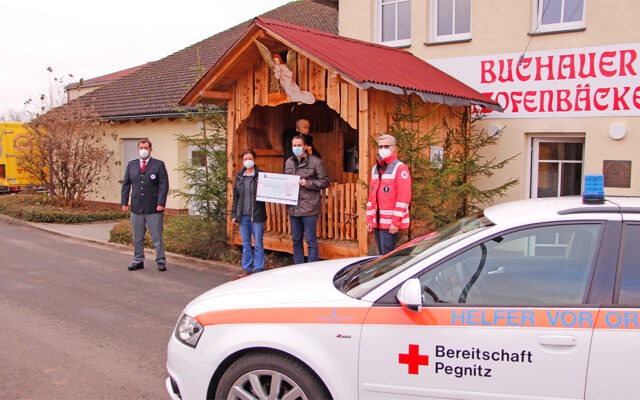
[{"xmin": 231, "ymin": 149, "xmax": 267, "ymax": 275}]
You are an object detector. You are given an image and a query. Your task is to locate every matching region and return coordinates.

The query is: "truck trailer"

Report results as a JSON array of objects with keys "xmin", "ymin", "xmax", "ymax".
[{"xmin": 0, "ymin": 122, "xmax": 39, "ymax": 194}]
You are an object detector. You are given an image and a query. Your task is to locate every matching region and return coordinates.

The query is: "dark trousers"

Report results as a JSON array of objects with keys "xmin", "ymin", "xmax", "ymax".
[
  {"xmin": 131, "ymin": 212, "xmax": 165, "ymax": 265},
  {"xmin": 290, "ymin": 215, "xmax": 319, "ymax": 264},
  {"xmin": 374, "ymin": 228, "xmax": 397, "ymax": 255}
]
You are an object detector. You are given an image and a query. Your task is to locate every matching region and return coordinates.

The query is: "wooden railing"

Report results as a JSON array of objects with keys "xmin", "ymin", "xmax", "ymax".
[{"xmin": 264, "ymin": 181, "xmax": 359, "ymax": 241}]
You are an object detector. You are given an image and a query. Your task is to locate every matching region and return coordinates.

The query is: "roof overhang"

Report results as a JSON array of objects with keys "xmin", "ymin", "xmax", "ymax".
[{"xmin": 180, "ymin": 18, "xmax": 502, "ymax": 112}]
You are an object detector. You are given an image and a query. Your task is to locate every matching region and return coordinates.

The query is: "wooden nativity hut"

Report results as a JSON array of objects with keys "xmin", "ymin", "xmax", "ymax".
[{"xmin": 180, "ymin": 18, "xmax": 501, "ymax": 259}]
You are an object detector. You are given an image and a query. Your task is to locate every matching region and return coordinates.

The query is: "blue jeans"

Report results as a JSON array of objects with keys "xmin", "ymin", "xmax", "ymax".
[
  {"xmin": 290, "ymin": 215, "xmax": 319, "ymax": 264},
  {"xmin": 374, "ymin": 228, "xmax": 397, "ymax": 255},
  {"xmin": 239, "ymin": 216, "xmax": 264, "ymax": 272}
]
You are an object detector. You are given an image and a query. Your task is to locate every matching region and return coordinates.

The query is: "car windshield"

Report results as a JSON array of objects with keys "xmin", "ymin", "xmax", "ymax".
[{"xmin": 334, "ymin": 213, "xmax": 494, "ymax": 299}]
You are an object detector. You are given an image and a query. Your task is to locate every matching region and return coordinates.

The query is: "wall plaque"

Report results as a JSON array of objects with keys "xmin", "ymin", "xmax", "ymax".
[{"xmin": 603, "ymin": 160, "xmax": 631, "ymax": 188}]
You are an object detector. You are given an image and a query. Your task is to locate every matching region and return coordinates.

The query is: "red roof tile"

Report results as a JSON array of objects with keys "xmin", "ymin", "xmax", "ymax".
[
  {"xmin": 77, "ymin": 0, "xmax": 338, "ymax": 119},
  {"xmin": 66, "ymin": 64, "xmax": 147, "ymax": 89},
  {"xmin": 253, "ymin": 18, "xmax": 501, "ymax": 110}
]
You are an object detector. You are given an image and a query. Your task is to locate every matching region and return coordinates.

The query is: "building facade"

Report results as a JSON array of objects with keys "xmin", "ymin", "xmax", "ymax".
[
  {"xmin": 339, "ymin": 0, "xmax": 639, "ymax": 201},
  {"xmin": 76, "ymin": 0, "xmax": 339, "ymax": 211}
]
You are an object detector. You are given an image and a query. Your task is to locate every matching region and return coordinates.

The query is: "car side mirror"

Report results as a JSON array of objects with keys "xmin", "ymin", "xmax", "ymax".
[{"xmin": 397, "ymin": 278, "xmax": 422, "ymax": 312}]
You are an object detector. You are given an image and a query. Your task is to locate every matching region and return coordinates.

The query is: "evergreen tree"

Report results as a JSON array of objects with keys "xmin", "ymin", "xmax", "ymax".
[
  {"xmin": 386, "ymin": 96, "xmax": 440, "ymax": 239},
  {"xmin": 427, "ymin": 108, "xmax": 519, "ymax": 228},
  {"xmin": 387, "ymin": 97, "xmax": 519, "ymax": 238},
  {"xmin": 174, "ymin": 103, "xmax": 228, "ymax": 225}
]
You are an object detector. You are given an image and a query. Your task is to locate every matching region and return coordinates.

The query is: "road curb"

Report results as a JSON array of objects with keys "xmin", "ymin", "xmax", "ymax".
[{"xmin": 0, "ymin": 214, "xmax": 241, "ymax": 275}]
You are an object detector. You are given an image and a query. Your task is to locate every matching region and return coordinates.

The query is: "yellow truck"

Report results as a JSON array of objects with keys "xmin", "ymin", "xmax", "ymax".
[{"xmin": 0, "ymin": 122, "xmax": 39, "ymax": 194}]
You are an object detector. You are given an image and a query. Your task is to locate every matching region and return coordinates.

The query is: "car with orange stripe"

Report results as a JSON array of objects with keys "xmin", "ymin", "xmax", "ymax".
[{"xmin": 167, "ymin": 191, "xmax": 640, "ymax": 399}]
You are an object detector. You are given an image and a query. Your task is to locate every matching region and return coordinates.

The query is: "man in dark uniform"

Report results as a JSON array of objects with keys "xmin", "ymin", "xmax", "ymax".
[{"xmin": 121, "ymin": 138, "xmax": 169, "ymax": 271}]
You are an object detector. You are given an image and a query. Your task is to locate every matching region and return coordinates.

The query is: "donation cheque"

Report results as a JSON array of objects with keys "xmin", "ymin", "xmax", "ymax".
[{"xmin": 256, "ymin": 172, "xmax": 300, "ymax": 206}]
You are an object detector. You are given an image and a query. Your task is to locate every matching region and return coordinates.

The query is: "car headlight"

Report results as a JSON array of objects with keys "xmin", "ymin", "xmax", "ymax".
[{"xmin": 175, "ymin": 314, "xmax": 204, "ymax": 348}]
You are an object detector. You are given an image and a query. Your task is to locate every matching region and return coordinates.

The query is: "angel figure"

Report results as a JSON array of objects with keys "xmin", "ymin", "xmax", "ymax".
[{"xmin": 254, "ymin": 39, "xmax": 316, "ymax": 104}]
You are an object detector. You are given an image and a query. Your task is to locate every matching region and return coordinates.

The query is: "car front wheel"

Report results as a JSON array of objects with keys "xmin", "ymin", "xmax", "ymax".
[{"xmin": 215, "ymin": 351, "xmax": 331, "ymax": 400}]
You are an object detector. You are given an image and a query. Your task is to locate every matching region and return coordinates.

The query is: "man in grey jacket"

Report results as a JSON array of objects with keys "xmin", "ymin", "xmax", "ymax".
[
  {"xmin": 284, "ymin": 135, "xmax": 330, "ymax": 264},
  {"xmin": 121, "ymin": 139, "xmax": 169, "ymax": 271}
]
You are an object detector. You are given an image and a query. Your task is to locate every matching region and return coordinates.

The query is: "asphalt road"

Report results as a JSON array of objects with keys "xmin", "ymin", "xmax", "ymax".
[{"xmin": 0, "ymin": 220, "xmax": 238, "ymax": 399}]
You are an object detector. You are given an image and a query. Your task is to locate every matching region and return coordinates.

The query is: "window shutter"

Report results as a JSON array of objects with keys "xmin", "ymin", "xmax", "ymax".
[{"xmin": 123, "ymin": 139, "xmax": 140, "ymax": 165}]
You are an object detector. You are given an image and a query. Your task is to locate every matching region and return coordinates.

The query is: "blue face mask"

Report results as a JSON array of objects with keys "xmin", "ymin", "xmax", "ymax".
[{"xmin": 292, "ymin": 146, "xmax": 304, "ymax": 157}]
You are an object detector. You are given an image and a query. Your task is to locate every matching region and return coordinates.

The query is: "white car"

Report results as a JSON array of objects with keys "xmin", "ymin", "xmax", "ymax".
[{"xmin": 167, "ymin": 195, "xmax": 640, "ymax": 400}]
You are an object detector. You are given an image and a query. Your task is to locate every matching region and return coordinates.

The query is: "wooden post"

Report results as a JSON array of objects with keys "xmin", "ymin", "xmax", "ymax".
[
  {"xmin": 266, "ymin": 203, "xmax": 272, "ymax": 231},
  {"xmin": 357, "ymin": 89, "xmax": 370, "ymax": 256},
  {"xmin": 339, "ymin": 185, "xmax": 345, "ymax": 240},
  {"xmin": 318, "ymin": 189, "xmax": 327, "ymax": 239},
  {"xmin": 335, "ymin": 184, "xmax": 340, "ymax": 239},
  {"xmin": 351, "ymin": 183, "xmax": 356, "ymax": 240},
  {"xmin": 226, "ymin": 86, "xmax": 237, "ymax": 246},
  {"xmin": 327, "ymin": 184, "xmax": 334, "ymax": 239}
]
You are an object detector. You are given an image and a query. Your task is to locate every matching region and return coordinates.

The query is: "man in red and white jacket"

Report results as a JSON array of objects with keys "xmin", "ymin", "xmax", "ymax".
[{"xmin": 366, "ymin": 134, "xmax": 411, "ymax": 255}]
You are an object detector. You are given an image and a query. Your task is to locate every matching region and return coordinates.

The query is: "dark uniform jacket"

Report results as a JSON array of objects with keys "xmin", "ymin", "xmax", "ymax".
[
  {"xmin": 284, "ymin": 152, "xmax": 330, "ymax": 217},
  {"xmin": 231, "ymin": 166, "xmax": 267, "ymax": 223},
  {"xmin": 120, "ymin": 157, "xmax": 169, "ymax": 214}
]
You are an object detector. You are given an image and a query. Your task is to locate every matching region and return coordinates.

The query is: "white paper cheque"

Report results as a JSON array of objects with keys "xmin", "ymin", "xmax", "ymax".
[{"xmin": 256, "ymin": 172, "xmax": 300, "ymax": 206}]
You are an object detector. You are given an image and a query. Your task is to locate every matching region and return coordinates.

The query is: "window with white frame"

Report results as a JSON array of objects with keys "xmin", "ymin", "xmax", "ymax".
[
  {"xmin": 377, "ymin": 0, "xmax": 411, "ymax": 46},
  {"xmin": 535, "ymin": 0, "xmax": 585, "ymax": 33},
  {"xmin": 530, "ymin": 138, "xmax": 584, "ymax": 199},
  {"xmin": 431, "ymin": 0, "xmax": 471, "ymax": 43}
]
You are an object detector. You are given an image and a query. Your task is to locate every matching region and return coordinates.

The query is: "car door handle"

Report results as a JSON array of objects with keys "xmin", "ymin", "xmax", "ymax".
[{"xmin": 538, "ymin": 335, "xmax": 578, "ymax": 346}]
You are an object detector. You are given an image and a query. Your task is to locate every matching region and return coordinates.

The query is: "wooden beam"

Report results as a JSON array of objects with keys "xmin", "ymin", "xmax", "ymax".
[
  {"xmin": 233, "ymin": 233, "xmax": 359, "ymax": 259},
  {"xmin": 226, "ymin": 86, "xmax": 237, "ymax": 247},
  {"xmin": 267, "ymin": 92, "xmax": 289, "ymax": 106},
  {"xmin": 357, "ymin": 88, "xmax": 370, "ymax": 256},
  {"xmin": 183, "ymin": 27, "xmax": 264, "ymax": 105},
  {"xmin": 201, "ymin": 90, "xmax": 232, "ymax": 100}
]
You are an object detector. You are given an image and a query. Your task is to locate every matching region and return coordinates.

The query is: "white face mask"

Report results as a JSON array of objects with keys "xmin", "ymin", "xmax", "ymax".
[
  {"xmin": 243, "ymin": 159, "xmax": 254, "ymax": 169},
  {"xmin": 139, "ymin": 149, "xmax": 150, "ymax": 159},
  {"xmin": 378, "ymin": 148, "xmax": 392, "ymax": 159}
]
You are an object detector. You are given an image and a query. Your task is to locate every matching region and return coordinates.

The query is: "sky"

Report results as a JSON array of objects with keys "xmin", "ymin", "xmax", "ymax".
[{"xmin": 0, "ymin": 0, "xmax": 293, "ymax": 121}]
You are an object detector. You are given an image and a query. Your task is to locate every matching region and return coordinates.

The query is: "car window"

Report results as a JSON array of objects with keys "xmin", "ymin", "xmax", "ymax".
[
  {"xmin": 338, "ymin": 214, "xmax": 494, "ymax": 298},
  {"xmin": 618, "ymin": 224, "xmax": 640, "ymax": 305},
  {"xmin": 419, "ymin": 224, "xmax": 601, "ymax": 305}
]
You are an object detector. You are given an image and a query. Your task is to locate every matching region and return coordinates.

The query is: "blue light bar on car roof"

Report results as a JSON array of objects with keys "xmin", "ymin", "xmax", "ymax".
[{"xmin": 583, "ymin": 174, "xmax": 605, "ymax": 204}]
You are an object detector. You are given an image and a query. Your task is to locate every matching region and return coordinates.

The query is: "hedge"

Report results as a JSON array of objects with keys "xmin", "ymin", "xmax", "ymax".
[
  {"xmin": 0, "ymin": 194, "xmax": 128, "ymax": 223},
  {"xmin": 110, "ymin": 215, "xmax": 293, "ymax": 268}
]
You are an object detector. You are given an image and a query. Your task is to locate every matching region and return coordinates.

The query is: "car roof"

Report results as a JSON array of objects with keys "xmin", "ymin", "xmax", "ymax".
[{"xmin": 484, "ymin": 196, "xmax": 640, "ymax": 226}]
